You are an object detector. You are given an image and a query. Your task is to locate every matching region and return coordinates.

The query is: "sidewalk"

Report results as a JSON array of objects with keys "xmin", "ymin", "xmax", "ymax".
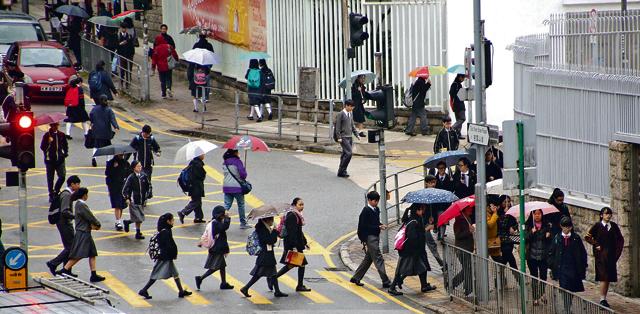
[{"xmin": 340, "ymin": 223, "xmax": 640, "ymax": 314}]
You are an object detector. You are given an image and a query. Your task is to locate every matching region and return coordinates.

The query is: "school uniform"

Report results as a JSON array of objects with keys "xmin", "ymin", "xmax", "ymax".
[
  {"xmin": 122, "ymin": 172, "xmax": 151, "ymax": 223},
  {"xmin": 585, "ymin": 221, "xmax": 624, "ymax": 282},
  {"xmin": 68, "ymin": 200, "xmax": 101, "ymax": 259},
  {"xmin": 250, "ymin": 222, "xmax": 279, "ymax": 278},
  {"xmin": 204, "ymin": 217, "xmax": 231, "ymax": 271},
  {"xmin": 279, "ymin": 211, "xmax": 308, "ymax": 266},
  {"xmin": 151, "ymin": 226, "xmax": 179, "ymax": 280}
]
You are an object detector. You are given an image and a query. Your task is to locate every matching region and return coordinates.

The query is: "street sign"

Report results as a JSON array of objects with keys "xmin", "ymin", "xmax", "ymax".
[
  {"xmin": 467, "ymin": 123, "xmax": 490, "ymax": 146},
  {"xmin": 3, "ymin": 247, "xmax": 28, "ymax": 292},
  {"xmin": 503, "ymin": 119, "xmax": 537, "ymax": 190}
]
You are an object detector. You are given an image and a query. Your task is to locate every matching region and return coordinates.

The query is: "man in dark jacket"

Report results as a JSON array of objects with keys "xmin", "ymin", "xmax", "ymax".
[
  {"xmin": 89, "ymin": 95, "xmax": 120, "ymax": 167},
  {"xmin": 40, "ymin": 123, "xmax": 68, "ymax": 202},
  {"xmin": 485, "ymin": 150, "xmax": 503, "ymax": 182},
  {"xmin": 178, "ymin": 155, "xmax": 207, "ymax": 224},
  {"xmin": 404, "ymin": 77, "xmax": 431, "ymax": 136},
  {"xmin": 116, "ymin": 23, "xmax": 135, "ymax": 89},
  {"xmin": 350, "ymin": 191, "xmax": 391, "ymax": 288},
  {"xmin": 46, "ymin": 175, "xmax": 80, "ymax": 276},
  {"xmin": 452, "ymin": 158, "xmax": 476, "ymax": 199},
  {"xmin": 130, "ymin": 125, "xmax": 161, "ymax": 181},
  {"xmin": 449, "ymin": 74, "xmax": 466, "ymax": 139},
  {"xmin": 433, "ymin": 116, "xmax": 459, "ymax": 153},
  {"xmin": 89, "ymin": 61, "xmax": 117, "ymax": 102}
]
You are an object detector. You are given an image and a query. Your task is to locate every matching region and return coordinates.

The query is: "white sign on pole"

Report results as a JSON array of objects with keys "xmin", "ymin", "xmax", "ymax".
[
  {"xmin": 467, "ymin": 123, "xmax": 490, "ymax": 146},
  {"xmin": 502, "ymin": 119, "xmax": 537, "ymax": 190}
]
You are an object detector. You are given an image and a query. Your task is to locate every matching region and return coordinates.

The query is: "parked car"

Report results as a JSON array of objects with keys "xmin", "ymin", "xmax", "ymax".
[
  {"xmin": 2, "ymin": 41, "xmax": 78, "ymax": 102},
  {"xmin": 0, "ymin": 11, "xmax": 47, "ymax": 61}
]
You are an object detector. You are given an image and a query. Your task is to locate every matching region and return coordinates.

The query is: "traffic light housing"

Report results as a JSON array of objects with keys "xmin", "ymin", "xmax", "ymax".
[
  {"xmin": 0, "ymin": 111, "xmax": 35, "ymax": 170},
  {"xmin": 366, "ymin": 85, "xmax": 395, "ymax": 129},
  {"xmin": 349, "ymin": 13, "xmax": 369, "ymax": 48}
]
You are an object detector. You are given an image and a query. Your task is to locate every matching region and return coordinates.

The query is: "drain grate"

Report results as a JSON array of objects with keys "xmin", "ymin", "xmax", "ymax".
[{"xmin": 323, "ymin": 267, "xmax": 349, "ymax": 272}]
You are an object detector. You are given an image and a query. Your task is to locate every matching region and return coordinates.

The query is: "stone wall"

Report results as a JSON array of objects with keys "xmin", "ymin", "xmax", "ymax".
[{"xmin": 124, "ymin": 0, "xmax": 164, "ymax": 43}]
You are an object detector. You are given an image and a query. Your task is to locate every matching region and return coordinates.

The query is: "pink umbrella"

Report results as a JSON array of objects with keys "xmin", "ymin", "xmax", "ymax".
[
  {"xmin": 506, "ymin": 201, "xmax": 559, "ymax": 221},
  {"xmin": 35, "ymin": 112, "xmax": 67, "ymax": 126}
]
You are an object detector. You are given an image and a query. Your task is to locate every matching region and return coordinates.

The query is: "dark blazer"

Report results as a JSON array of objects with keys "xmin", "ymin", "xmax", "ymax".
[
  {"xmin": 89, "ymin": 105, "xmax": 119, "ymax": 140},
  {"xmin": 411, "ymin": 77, "xmax": 431, "ymax": 108},
  {"xmin": 449, "ymin": 81, "xmax": 465, "ymax": 112},
  {"xmin": 105, "ymin": 157, "xmax": 131, "ymax": 192},
  {"xmin": 89, "ymin": 70, "xmax": 117, "ymax": 100},
  {"xmin": 434, "ymin": 173, "xmax": 454, "ymax": 192},
  {"xmin": 549, "ymin": 232, "xmax": 588, "ymax": 292},
  {"xmin": 57, "ymin": 189, "xmax": 75, "ymax": 225},
  {"xmin": 255, "ymin": 221, "xmax": 278, "ymax": 266},
  {"xmin": 399, "ymin": 217, "xmax": 427, "ymax": 258},
  {"xmin": 116, "ymin": 31, "xmax": 135, "ymax": 57},
  {"xmin": 485, "ymin": 161, "xmax": 503, "ymax": 182},
  {"xmin": 283, "ymin": 211, "xmax": 307, "ymax": 252},
  {"xmin": 40, "ymin": 130, "xmax": 68, "ymax": 164},
  {"xmin": 452, "ymin": 170, "xmax": 477, "ymax": 199},
  {"xmin": 157, "ymin": 228, "xmax": 178, "ymax": 261},
  {"xmin": 130, "ymin": 134, "xmax": 160, "ymax": 169},
  {"xmin": 454, "ymin": 215, "xmax": 474, "ymax": 252},
  {"xmin": 433, "ymin": 128, "xmax": 459, "ymax": 153},
  {"xmin": 188, "ymin": 157, "xmax": 206, "ymax": 197},
  {"xmin": 122, "ymin": 172, "xmax": 151, "ymax": 205},
  {"xmin": 210, "ymin": 217, "xmax": 231, "ymax": 255},
  {"xmin": 357, "ymin": 205, "xmax": 381, "ymax": 242}
]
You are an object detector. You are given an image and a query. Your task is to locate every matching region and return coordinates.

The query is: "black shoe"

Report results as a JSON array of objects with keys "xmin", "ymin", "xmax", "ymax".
[
  {"xmin": 247, "ymin": 116, "xmax": 254, "ymax": 121},
  {"xmin": 46, "ymin": 261, "xmax": 57, "ymax": 275},
  {"xmin": 177, "ymin": 212, "xmax": 185, "ymax": 224},
  {"xmin": 90, "ymin": 274, "xmax": 106, "ymax": 282},
  {"xmin": 123, "ymin": 220, "xmax": 131, "ymax": 233},
  {"xmin": 193, "ymin": 219, "xmax": 206, "ymax": 223},
  {"xmin": 138, "ymin": 290, "xmax": 152, "ymax": 299},
  {"xmin": 91, "ymin": 158, "xmax": 97, "ymax": 167},
  {"xmin": 600, "ymin": 300, "xmax": 610, "ymax": 308},
  {"xmin": 55, "ymin": 268, "xmax": 70, "ymax": 276},
  {"xmin": 274, "ymin": 291, "xmax": 288, "ymax": 297},
  {"xmin": 115, "ymin": 222, "xmax": 123, "ymax": 231},
  {"xmin": 193, "ymin": 109, "xmax": 198, "ymax": 112},
  {"xmin": 388, "ymin": 288, "xmax": 403, "ymax": 296},
  {"xmin": 268, "ymin": 113, "xmax": 273, "ymax": 120},
  {"xmin": 296, "ymin": 285, "xmax": 311, "ymax": 292},
  {"xmin": 68, "ymin": 270, "xmax": 78, "ymax": 278},
  {"xmin": 65, "ymin": 135, "xmax": 73, "ymax": 140},
  {"xmin": 382, "ymin": 282, "xmax": 391, "ymax": 289},
  {"xmin": 195, "ymin": 276, "xmax": 202, "ymax": 290},
  {"xmin": 337, "ymin": 173, "xmax": 350, "ymax": 178},
  {"xmin": 358, "ymin": 131, "xmax": 366, "ymax": 138},
  {"xmin": 405, "ymin": 132, "xmax": 417, "ymax": 137},
  {"xmin": 48, "ymin": 194, "xmax": 55, "ymax": 203},
  {"xmin": 256, "ymin": 118, "xmax": 262, "ymax": 123},
  {"xmin": 135, "ymin": 233, "xmax": 145, "ymax": 240},
  {"xmin": 421, "ymin": 133, "xmax": 429, "ymax": 136},
  {"xmin": 178, "ymin": 290, "xmax": 192, "ymax": 298},
  {"xmin": 240, "ymin": 287, "xmax": 251, "ymax": 298},
  {"xmin": 421, "ymin": 283, "xmax": 437, "ymax": 293},
  {"xmin": 220, "ymin": 282, "xmax": 234, "ymax": 290},
  {"xmin": 458, "ymin": 135, "xmax": 466, "ymax": 140},
  {"xmin": 350, "ymin": 278, "xmax": 364, "ymax": 286}
]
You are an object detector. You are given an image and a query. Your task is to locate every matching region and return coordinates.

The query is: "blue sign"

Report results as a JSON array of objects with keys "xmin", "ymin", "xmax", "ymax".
[{"xmin": 4, "ymin": 248, "xmax": 27, "ymax": 271}]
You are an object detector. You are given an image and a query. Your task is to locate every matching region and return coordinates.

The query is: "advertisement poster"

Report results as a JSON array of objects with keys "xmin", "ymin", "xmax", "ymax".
[{"xmin": 182, "ymin": 0, "xmax": 267, "ymax": 52}]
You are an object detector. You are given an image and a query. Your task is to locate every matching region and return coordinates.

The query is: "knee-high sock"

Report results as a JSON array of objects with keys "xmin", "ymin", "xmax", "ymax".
[
  {"xmin": 141, "ymin": 279, "xmax": 156, "ymax": 292},
  {"xmin": 220, "ymin": 268, "xmax": 227, "ymax": 283},
  {"xmin": 193, "ymin": 99, "xmax": 199, "ymax": 111},
  {"xmin": 419, "ymin": 272, "xmax": 427, "ymax": 287},
  {"xmin": 297, "ymin": 267, "xmax": 305, "ymax": 287},
  {"xmin": 174, "ymin": 277, "xmax": 184, "ymax": 292},
  {"xmin": 243, "ymin": 275, "xmax": 260, "ymax": 290},
  {"xmin": 201, "ymin": 269, "xmax": 215, "ymax": 280},
  {"xmin": 82, "ymin": 122, "xmax": 89, "ymax": 135},
  {"xmin": 276, "ymin": 266, "xmax": 290, "ymax": 278},
  {"xmin": 272, "ymin": 277, "xmax": 283, "ymax": 293},
  {"xmin": 264, "ymin": 103, "xmax": 272, "ymax": 114},
  {"xmin": 65, "ymin": 122, "xmax": 73, "ymax": 135}
]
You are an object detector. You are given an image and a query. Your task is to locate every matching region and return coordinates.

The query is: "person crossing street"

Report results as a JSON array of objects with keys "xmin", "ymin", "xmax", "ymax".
[
  {"xmin": 130, "ymin": 125, "xmax": 161, "ymax": 181},
  {"xmin": 46, "ymin": 176, "xmax": 81, "ymax": 276},
  {"xmin": 106, "ymin": 154, "xmax": 131, "ymax": 231},
  {"xmin": 178, "ymin": 154, "xmax": 207, "ymax": 224},
  {"xmin": 122, "ymin": 161, "xmax": 152, "ymax": 240},
  {"xmin": 40, "ymin": 122, "xmax": 68, "ymax": 203}
]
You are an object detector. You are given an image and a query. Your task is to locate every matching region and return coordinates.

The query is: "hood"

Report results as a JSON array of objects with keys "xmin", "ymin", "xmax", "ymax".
[{"xmin": 20, "ymin": 66, "xmax": 76, "ymax": 84}]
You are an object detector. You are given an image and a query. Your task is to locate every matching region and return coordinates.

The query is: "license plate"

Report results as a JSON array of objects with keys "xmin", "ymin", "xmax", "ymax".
[{"xmin": 41, "ymin": 86, "xmax": 63, "ymax": 92}]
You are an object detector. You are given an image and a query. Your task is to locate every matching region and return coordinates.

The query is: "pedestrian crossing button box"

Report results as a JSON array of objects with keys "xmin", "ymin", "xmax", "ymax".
[{"xmin": 368, "ymin": 130, "xmax": 380, "ymax": 143}]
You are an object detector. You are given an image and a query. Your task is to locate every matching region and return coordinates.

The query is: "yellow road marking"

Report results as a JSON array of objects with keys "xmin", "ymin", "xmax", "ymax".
[
  {"xmin": 112, "ymin": 109, "xmax": 189, "ymax": 139},
  {"xmin": 145, "ymin": 109, "xmax": 200, "ymax": 129},
  {"xmin": 162, "ymin": 279, "xmax": 211, "ymax": 305},
  {"xmin": 116, "ymin": 117, "xmax": 139, "ymax": 132},
  {"xmin": 323, "ymin": 230, "xmax": 357, "ymax": 268},
  {"xmin": 337, "ymin": 272, "xmax": 424, "ymax": 314},
  {"xmin": 37, "ymin": 125, "xmax": 49, "ymax": 132},
  {"xmin": 30, "ymin": 272, "xmax": 52, "ymax": 279},
  {"xmin": 316, "ymin": 270, "xmax": 386, "ymax": 304},
  {"xmin": 212, "ymin": 272, "xmax": 272, "ymax": 304},
  {"xmin": 278, "ymin": 274, "xmax": 332, "ymax": 304},
  {"xmin": 98, "ymin": 271, "xmax": 152, "ymax": 308}
]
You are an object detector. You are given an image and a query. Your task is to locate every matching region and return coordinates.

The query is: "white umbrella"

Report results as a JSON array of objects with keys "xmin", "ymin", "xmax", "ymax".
[
  {"xmin": 182, "ymin": 48, "xmax": 218, "ymax": 65},
  {"xmin": 338, "ymin": 69, "xmax": 376, "ymax": 88},
  {"xmin": 486, "ymin": 179, "xmax": 517, "ymax": 196},
  {"xmin": 174, "ymin": 140, "xmax": 218, "ymax": 164}
]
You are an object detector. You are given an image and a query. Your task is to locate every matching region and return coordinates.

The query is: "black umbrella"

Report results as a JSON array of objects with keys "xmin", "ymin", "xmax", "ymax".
[
  {"xmin": 55, "ymin": 5, "xmax": 89, "ymax": 19},
  {"xmin": 93, "ymin": 145, "xmax": 136, "ymax": 157}
]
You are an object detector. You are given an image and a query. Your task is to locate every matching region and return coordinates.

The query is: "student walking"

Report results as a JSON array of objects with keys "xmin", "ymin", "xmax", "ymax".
[
  {"xmin": 222, "ymin": 149, "xmax": 249, "ymax": 229},
  {"xmin": 498, "ymin": 195, "xmax": 519, "ymax": 271},
  {"xmin": 584, "ymin": 207, "xmax": 624, "ymax": 308},
  {"xmin": 46, "ymin": 176, "xmax": 81, "ymax": 276},
  {"xmin": 350, "ymin": 191, "xmax": 391, "ymax": 288},
  {"xmin": 452, "ymin": 157, "xmax": 476, "ymax": 199},
  {"xmin": 433, "ymin": 116, "xmax": 459, "ymax": 153},
  {"xmin": 452, "ymin": 205, "xmax": 474, "ymax": 296},
  {"xmin": 40, "ymin": 122, "xmax": 68, "ymax": 203},
  {"xmin": 335, "ymin": 100, "xmax": 360, "ymax": 178},
  {"xmin": 177, "ymin": 154, "xmax": 207, "ymax": 224},
  {"xmin": 549, "ymin": 217, "xmax": 588, "ymax": 313},
  {"xmin": 422, "ymin": 178, "xmax": 445, "ymax": 266},
  {"xmin": 274, "ymin": 198, "xmax": 312, "ymax": 292},
  {"xmin": 138, "ymin": 213, "xmax": 193, "ymax": 299},
  {"xmin": 525, "ymin": 208, "xmax": 552, "ymax": 305},
  {"xmin": 240, "ymin": 216, "xmax": 288, "ymax": 298},
  {"xmin": 89, "ymin": 95, "xmax": 120, "ymax": 167},
  {"xmin": 105, "ymin": 154, "xmax": 131, "ymax": 231},
  {"xmin": 57, "ymin": 188, "xmax": 105, "ymax": 283},
  {"xmin": 116, "ymin": 23, "xmax": 135, "ymax": 89},
  {"xmin": 88, "ymin": 61, "xmax": 118, "ymax": 103},
  {"xmin": 259, "ymin": 59, "xmax": 275, "ymax": 120},
  {"xmin": 195, "ymin": 206, "xmax": 234, "ymax": 291},
  {"xmin": 351, "ymin": 74, "xmax": 370, "ymax": 136},
  {"xmin": 449, "ymin": 74, "xmax": 466, "ymax": 139},
  {"xmin": 246, "ymin": 59, "xmax": 263, "ymax": 121},
  {"xmin": 63, "ymin": 75, "xmax": 90, "ymax": 139},
  {"xmin": 404, "ymin": 77, "xmax": 431, "ymax": 136},
  {"xmin": 190, "ymin": 66, "xmax": 209, "ymax": 112},
  {"xmin": 122, "ymin": 161, "xmax": 152, "ymax": 240},
  {"xmin": 130, "ymin": 125, "xmax": 161, "ymax": 181}
]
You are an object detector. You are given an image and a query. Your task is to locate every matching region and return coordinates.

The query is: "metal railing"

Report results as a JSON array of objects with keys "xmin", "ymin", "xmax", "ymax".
[{"xmin": 443, "ymin": 242, "xmax": 614, "ymax": 314}]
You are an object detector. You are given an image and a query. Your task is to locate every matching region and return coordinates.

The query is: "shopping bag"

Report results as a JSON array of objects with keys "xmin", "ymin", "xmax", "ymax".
[
  {"xmin": 111, "ymin": 54, "xmax": 120, "ymax": 74},
  {"xmin": 284, "ymin": 251, "xmax": 305, "ymax": 267}
]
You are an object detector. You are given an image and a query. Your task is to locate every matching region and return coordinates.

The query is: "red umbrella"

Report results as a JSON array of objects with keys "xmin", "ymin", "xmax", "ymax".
[
  {"xmin": 437, "ymin": 195, "xmax": 475, "ymax": 227},
  {"xmin": 111, "ymin": 9, "xmax": 143, "ymax": 22},
  {"xmin": 223, "ymin": 135, "xmax": 270, "ymax": 152},
  {"xmin": 35, "ymin": 112, "xmax": 67, "ymax": 126}
]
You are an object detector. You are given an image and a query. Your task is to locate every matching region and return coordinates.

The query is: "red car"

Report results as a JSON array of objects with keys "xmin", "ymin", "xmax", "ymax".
[{"xmin": 2, "ymin": 41, "xmax": 78, "ymax": 102}]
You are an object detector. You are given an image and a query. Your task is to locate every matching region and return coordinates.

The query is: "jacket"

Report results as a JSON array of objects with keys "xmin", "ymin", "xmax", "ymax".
[
  {"xmin": 549, "ymin": 232, "xmax": 588, "ymax": 292},
  {"xmin": 56, "ymin": 188, "xmax": 75, "ymax": 226},
  {"xmin": 89, "ymin": 70, "xmax": 116, "ymax": 100},
  {"xmin": 130, "ymin": 134, "xmax": 160, "ymax": 169},
  {"xmin": 209, "ymin": 217, "xmax": 230, "ymax": 255},
  {"xmin": 454, "ymin": 215, "xmax": 474, "ymax": 252},
  {"xmin": 449, "ymin": 81, "xmax": 465, "ymax": 112},
  {"xmin": 188, "ymin": 158, "xmax": 206, "ymax": 197},
  {"xmin": 157, "ymin": 228, "xmax": 178, "ymax": 261},
  {"xmin": 116, "ymin": 31, "xmax": 135, "ymax": 57},
  {"xmin": 351, "ymin": 83, "xmax": 370, "ymax": 108},
  {"xmin": 283, "ymin": 211, "xmax": 307, "ymax": 252},
  {"xmin": 525, "ymin": 221, "xmax": 552, "ymax": 261},
  {"xmin": 452, "ymin": 170, "xmax": 477, "ymax": 199},
  {"xmin": 434, "ymin": 173, "xmax": 454, "ymax": 192},
  {"xmin": 411, "ymin": 78, "xmax": 431, "ymax": 108},
  {"xmin": 154, "ymin": 33, "xmax": 175, "ymax": 48},
  {"xmin": 485, "ymin": 161, "xmax": 503, "ymax": 182},
  {"xmin": 122, "ymin": 172, "xmax": 151, "ymax": 205},
  {"xmin": 222, "ymin": 156, "xmax": 247, "ymax": 194},
  {"xmin": 89, "ymin": 105, "xmax": 119, "ymax": 140},
  {"xmin": 151, "ymin": 43, "xmax": 179, "ymax": 72},
  {"xmin": 357, "ymin": 205, "xmax": 381, "ymax": 242},
  {"xmin": 433, "ymin": 128, "xmax": 459, "ymax": 153},
  {"xmin": 255, "ymin": 221, "xmax": 278, "ymax": 266},
  {"xmin": 245, "ymin": 69, "xmax": 264, "ymax": 105},
  {"xmin": 335, "ymin": 110, "xmax": 358, "ymax": 139},
  {"xmin": 399, "ymin": 217, "xmax": 427, "ymax": 258},
  {"xmin": 40, "ymin": 130, "xmax": 68, "ymax": 164},
  {"xmin": 74, "ymin": 200, "xmax": 101, "ymax": 233},
  {"xmin": 105, "ymin": 157, "xmax": 131, "ymax": 191},
  {"xmin": 487, "ymin": 211, "xmax": 501, "ymax": 257}
]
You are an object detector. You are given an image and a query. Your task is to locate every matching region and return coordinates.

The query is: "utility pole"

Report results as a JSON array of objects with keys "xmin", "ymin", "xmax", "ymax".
[
  {"xmin": 472, "ymin": 0, "xmax": 489, "ymax": 302},
  {"xmin": 374, "ymin": 51, "xmax": 389, "ymax": 253},
  {"xmin": 341, "ymin": 0, "xmax": 352, "ymax": 100}
]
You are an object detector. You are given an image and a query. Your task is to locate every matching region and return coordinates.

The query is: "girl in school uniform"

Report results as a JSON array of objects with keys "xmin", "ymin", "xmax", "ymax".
[{"xmin": 195, "ymin": 206, "xmax": 234, "ymax": 291}]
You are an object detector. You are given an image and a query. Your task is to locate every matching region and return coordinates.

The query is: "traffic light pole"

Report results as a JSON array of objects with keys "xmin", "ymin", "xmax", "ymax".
[
  {"xmin": 378, "ymin": 129, "xmax": 389, "ymax": 253},
  {"xmin": 341, "ymin": 0, "xmax": 352, "ymax": 100},
  {"xmin": 19, "ymin": 170, "xmax": 28, "ymax": 253}
]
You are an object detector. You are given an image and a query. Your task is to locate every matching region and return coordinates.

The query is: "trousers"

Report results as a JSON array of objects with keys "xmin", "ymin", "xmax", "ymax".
[
  {"xmin": 405, "ymin": 106, "xmax": 428, "ymax": 134},
  {"xmin": 180, "ymin": 196, "xmax": 203, "ymax": 220},
  {"xmin": 46, "ymin": 161, "xmax": 66, "ymax": 196},
  {"xmin": 49, "ymin": 222, "xmax": 75, "ymax": 267},
  {"xmin": 352, "ymin": 235, "xmax": 390, "ymax": 284},
  {"xmin": 338, "ymin": 137, "xmax": 353, "ymax": 175}
]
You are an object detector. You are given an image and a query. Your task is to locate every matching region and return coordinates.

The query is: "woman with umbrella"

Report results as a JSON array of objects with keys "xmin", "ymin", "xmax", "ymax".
[
  {"xmin": 222, "ymin": 149, "xmax": 249, "ymax": 229},
  {"xmin": 240, "ymin": 215, "xmax": 288, "ymax": 298},
  {"xmin": 105, "ymin": 154, "xmax": 131, "ymax": 231},
  {"xmin": 274, "ymin": 197, "xmax": 311, "ymax": 292},
  {"xmin": 351, "ymin": 74, "xmax": 370, "ymax": 137},
  {"xmin": 63, "ymin": 75, "xmax": 90, "ymax": 140}
]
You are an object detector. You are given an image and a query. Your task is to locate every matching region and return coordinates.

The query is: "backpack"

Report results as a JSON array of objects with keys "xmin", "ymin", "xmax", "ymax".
[
  {"xmin": 47, "ymin": 191, "xmax": 62, "ymax": 225},
  {"xmin": 177, "ymin": 165, "xmax": 192, "ymax": 194},
  {"xmin": 276, "ymin": 212, "xmax": 300, "ymax": 238},
  {"xmin": 402, "ymin": 82, "xmax": 417, "ymax": 108},
  {"xmin": 88, "ymin": 71, "xmax": 103, "ymax": 94},
  {"xmin": 147, "ymin": 231, "xmax": 161, "ymax": 260},
  {"xmin": 263, "ymin": 69, "xmax": 275, "ymax": 90},
  {"xmin": 394, "ymin": 220, "xmax": 415, "ymax": 251},
  {"xmin": 247, "ymin": 69, "xmax": 261, "ymax": 89},
  {"xmin": 198, "ymin": 221, "xmax": 216, "ymax": 249},
  {"xmin": 194, "ymin": 71, "xmax": 207, "ymax": 85},
  {"xmin": 246, "ymin": 230, "xmax": 262, "ymax": 256}
]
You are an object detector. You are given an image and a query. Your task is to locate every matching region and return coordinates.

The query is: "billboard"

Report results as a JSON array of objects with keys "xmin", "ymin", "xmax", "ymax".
[{"xmin": 182, "ymin": 0, "xmax": 267, "ymax": 52}]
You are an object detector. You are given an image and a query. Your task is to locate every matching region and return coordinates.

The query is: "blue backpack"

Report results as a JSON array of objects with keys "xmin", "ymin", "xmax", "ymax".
[
  {"xmin": 88, "ymin": 71, "xmax": 103, "ymax": 94},
  {"xmin": 177, "ymin": 165, "xmax": 192, "ymax": 194},
  {"xmin": 247, "ymin": 69, "xmax": 261, "ymax": 89},
  {"xmin": 246, "ymin": 230, "xmax": 262, "ymax": 256}
]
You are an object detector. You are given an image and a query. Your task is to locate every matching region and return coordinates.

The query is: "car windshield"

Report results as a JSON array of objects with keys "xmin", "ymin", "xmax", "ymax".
[
  {"xmin": 20, "ymin": 48, "xmax": 71, "ymax": 67},
  {"xmin": 0, "ymin": 23, "xmax": 43, "ymax": 44}
]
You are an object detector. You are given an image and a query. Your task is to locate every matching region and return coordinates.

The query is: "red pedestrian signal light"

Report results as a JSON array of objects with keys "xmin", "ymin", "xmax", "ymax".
[
  {"xmin": 12, "ymin": 112, "xmax": 35, "ymax": 170},
  {"xmin": 18, "ymin": 115, "xmax": 33, "ymax": 129}
]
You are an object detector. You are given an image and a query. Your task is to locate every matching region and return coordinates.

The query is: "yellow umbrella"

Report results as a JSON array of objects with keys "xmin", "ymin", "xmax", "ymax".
[{"xmin": 408, "ymin": 65, "xmax": 448, "ymax": 78}]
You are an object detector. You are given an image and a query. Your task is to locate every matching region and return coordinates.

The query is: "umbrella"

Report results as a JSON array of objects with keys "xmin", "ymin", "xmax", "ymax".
[
  {"xmin": 55, "ymin": 5, "xmax": 89, "ymax": 18},
  {"xmin": 424, "ymin": 149, "xmax": 475, "ymax": 168},
  {"xmin": 486, "ymin": 179, "xmax": 517, "ymax": 196},
  {"xmin": 182, "ymin": 48, "xmax": 218, "ymax": 66},
  {"xmin": 247, "ymin": 203, "xmax": 291, "ymax": 220},
  {"xmin": 179, "ymin": 26, "xmax": 212, "ymax": 34},
  {"xmin": 240, "ymin": 51, "xmax": 271, "ymax": 60},
  {"xmin": 437, "ymin": 196, "xmax": 475, "ymax": 227},
  {"xmin": 89, "ymin": 16, "xmax": 120, "ymax": 28},
  {"xmin": 448, "ymin": 64, "xmax": 475, "ymax": 75},
  {"xmin": 112, "ymin": 9, "xmax": 143, "ymax": 22},
  {"xmin": 408, "ymin": 65, "xmax": 447, "ymax": 78},
  {"xmin": 223, "ymin": 135, "xmax": 270, "ymax": 152},
  {"xmin": 506, "ymin": 201, "xmax": 559, "ymax": 221},
  {"xmin": 338, "ymin": 70, "xmax": 376, "ymax": 89},
  {"xmin": 402, "ymin": 188, "xmax": 459, "ymax": 204},
  {"xmin": 93, "ymin": 144, "xmax": 137, "ymax": 157},
  {"xmin": 174, "ymin": 140, "xmax": 218, "ymax": 164},
  {"xmin": 35, "ymin": 112, "xmax": 67, "ymax": 126}
]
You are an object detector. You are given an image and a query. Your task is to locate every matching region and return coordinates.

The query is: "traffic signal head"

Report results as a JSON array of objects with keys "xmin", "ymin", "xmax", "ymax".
[
  {"xmin": 349, "ymin": 13, "xmax": 369, "ymax": 48},
  {"xmin": 0, "ymin": 111, "xmax": 35, "ymax": 170},
  {"xmin": 365, "ymin": 85, "xmax": 395, "ymax": 129}
]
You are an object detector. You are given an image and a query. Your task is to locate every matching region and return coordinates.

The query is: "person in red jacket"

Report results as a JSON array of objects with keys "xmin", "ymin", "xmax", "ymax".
[
  {"xmin": 63, "ymin": 75, "xmax": 90, "ymax": 139},
  {"xmin": 151, "ymin": 43, "xmax": 179, "ymax": 99}
]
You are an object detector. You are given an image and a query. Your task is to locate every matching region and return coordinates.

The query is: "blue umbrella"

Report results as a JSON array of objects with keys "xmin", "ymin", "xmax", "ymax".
[
  {"xmin": 240, "ymin": 51, "xmax": 271, "ymax": 60},
  {"xmin": 402, "ymin": 188, "xmax": 459, "ymax": 204},
  {"xmin": 447, "ymin": 64, "xmax": 474, "ymax": 75},
  {"xmin": 424, "ymin": 149, "xmax": 475, "ymax": 168}
]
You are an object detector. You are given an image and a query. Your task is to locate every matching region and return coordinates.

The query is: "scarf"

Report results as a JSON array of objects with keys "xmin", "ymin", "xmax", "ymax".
[{"xmin": 292, "ymin": 207, "xmax": 306, "ymax": 226}]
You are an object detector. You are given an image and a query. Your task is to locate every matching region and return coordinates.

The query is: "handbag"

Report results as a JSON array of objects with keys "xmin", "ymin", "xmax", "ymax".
[
  {"xmin": 84, "ymin": 129, "xmax": 95, "ymax": 149},
  {"xmin": 225, "ymin": 164, "xmax": 252, "ymax": 195},
  {"xmin": 167, "ymin": 54, "xmax": 176, "ymax": 70},
  {"xmin": 284, "ymin": 250, "xmax": 305, "ymax": 267}
]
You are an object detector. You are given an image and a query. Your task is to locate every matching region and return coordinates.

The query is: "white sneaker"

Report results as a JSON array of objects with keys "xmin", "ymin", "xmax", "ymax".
[{"xmin": 167, "ymin": 89, "xmax": 174, "ymax": 97}]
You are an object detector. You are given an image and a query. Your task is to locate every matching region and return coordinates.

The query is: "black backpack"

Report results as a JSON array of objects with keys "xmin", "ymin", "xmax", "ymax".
[
  {"xmin": 177, "ymin": 165, "xmax": 192, "ymax": 194},
  {"xmin": 47, "ymin": 191, "xmax": 63, "ymax": 224},
  {"xmin": 263, "ymin": 69, "xmax": 275, "ymax": 90}
]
